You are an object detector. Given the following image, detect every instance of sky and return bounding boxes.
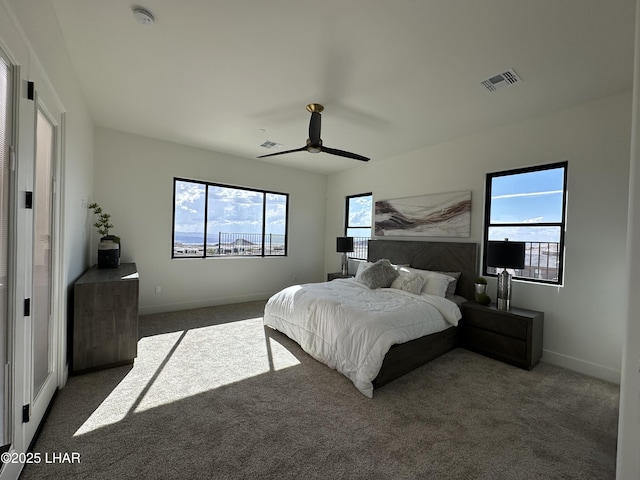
[173,180,287,241]
[490,168,564,223]
[346,195,373,238]
[488,167,565,243]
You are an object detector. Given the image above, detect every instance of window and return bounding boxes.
[172,178,288,258]
[483,162,568,284]
[345,193,372,260]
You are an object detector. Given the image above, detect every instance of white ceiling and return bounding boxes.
[46,0,635,174]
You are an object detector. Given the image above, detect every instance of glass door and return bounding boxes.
[21,99,58,448]
[31,108,54,402]
[9,75,61,460]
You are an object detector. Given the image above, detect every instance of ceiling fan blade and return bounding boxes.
[308,111,321,146]
[321,146,370,162]
[257,146,306,158]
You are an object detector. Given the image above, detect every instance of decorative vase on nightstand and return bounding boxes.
[474,277,487,299]
[474,277,491,304]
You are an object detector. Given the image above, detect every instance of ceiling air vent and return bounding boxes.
[481,69,521,92]
[260,140,283,149]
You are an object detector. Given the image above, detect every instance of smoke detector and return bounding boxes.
[481,69,521,92]
[133,7,155,25]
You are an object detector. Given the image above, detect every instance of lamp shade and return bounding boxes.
[487,241,526,269]
[336,236,354,253]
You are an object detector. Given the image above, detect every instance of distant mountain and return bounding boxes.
[174,233,205,244]
[231,238,255,246]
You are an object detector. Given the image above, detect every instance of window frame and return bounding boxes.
[344,192,372,260]
[482,161,568,285]
[172,177,289,259]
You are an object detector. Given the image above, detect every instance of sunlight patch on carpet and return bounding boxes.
[74,330,185,436]
[74,318,299,435]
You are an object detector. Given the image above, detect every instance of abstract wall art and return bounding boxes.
[375,191,471,237]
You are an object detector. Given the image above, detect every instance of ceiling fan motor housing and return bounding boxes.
[306,103,324,113]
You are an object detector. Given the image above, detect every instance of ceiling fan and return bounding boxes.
[257,103,370,162]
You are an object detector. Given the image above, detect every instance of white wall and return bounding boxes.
[325,92,631,383]
[94,128,327,314]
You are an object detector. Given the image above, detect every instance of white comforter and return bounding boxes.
[263,278,462,398]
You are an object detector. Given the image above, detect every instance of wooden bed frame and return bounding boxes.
[368,240,478,389]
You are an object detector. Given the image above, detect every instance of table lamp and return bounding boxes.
[336,237,354,275]
[487,239,526,310]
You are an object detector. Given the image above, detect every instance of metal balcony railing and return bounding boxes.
[487,241,561,282]
[175,235,559,281]
[173,232,286,257]
[347,237,370,261]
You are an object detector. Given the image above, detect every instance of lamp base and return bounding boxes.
[496,269,512,310]
[341,252,349,276]
[497,297,510,310]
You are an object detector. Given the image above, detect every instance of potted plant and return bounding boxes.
[474,277,491,304]
[88,203,120,268]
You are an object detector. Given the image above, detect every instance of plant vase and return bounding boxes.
[474,283,491,305]
[98,235,120,269]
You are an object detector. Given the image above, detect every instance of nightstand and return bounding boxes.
[327,272,355,281]
[460,302,543,370]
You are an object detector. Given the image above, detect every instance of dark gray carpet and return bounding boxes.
[21,300,619,479]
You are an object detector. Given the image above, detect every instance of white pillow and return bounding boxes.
[399,267,455,297]
[391,263,410,270]
[355,261,373,279]
[423,272,455,297]
[390,270,425,295]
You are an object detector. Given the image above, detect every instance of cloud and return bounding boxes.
[176,181,288,236]
[175,182,205,213]
[492,190,563,200]
[209,186,262,204]
[488,225,561,243]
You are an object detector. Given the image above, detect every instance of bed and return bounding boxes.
[263,240,478,397]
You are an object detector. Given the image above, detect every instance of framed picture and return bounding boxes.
[375,190,471,237]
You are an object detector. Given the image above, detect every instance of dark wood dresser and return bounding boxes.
[460,302,544,370]
[72,263,139,374]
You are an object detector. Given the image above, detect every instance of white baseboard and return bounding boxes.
[138,292,274,316]
[542,349,621,384]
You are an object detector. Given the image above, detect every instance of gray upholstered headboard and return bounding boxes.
[367,240,478,300]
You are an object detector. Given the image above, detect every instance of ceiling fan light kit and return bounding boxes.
[257,103,369,162]
[306,143,322,153]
